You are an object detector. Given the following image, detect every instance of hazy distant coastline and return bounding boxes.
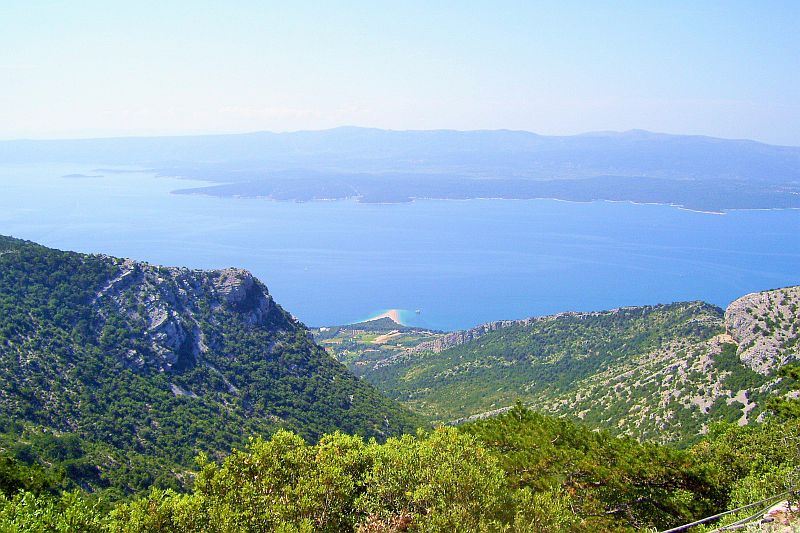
[170,175,800,213]
[4,127,800,212]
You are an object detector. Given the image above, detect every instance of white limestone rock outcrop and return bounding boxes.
[92,259,289,372]
[725,286,800,375]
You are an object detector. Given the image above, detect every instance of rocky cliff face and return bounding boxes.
[725,286,800,375]
[93,259,290,372]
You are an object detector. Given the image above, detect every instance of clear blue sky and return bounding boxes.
[2,1,798,144]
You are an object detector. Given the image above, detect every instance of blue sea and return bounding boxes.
[1,164,798,331]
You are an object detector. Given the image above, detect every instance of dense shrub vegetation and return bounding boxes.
[0,402,797,531]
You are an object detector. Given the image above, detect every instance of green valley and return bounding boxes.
[318,291,800,445]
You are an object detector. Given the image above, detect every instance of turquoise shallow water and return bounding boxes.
[1,164,799,331]
[356,309,421,326]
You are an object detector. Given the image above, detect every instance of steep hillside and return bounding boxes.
[345,292,800,443]
[535,287,800,443]
[0,236,419,493]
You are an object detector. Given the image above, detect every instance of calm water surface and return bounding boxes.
[1,164,798,330]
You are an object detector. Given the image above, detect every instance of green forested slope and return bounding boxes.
[349,295,799,443]
[0,235,419,494]
[362,303,723,420]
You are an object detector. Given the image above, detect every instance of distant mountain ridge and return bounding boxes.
[4,126,799,166]
[2,127,799,211]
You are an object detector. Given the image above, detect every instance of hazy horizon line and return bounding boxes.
[2,125,796,148]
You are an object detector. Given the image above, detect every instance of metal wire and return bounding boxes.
[712,500,783,531]
[658,488,795,533]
